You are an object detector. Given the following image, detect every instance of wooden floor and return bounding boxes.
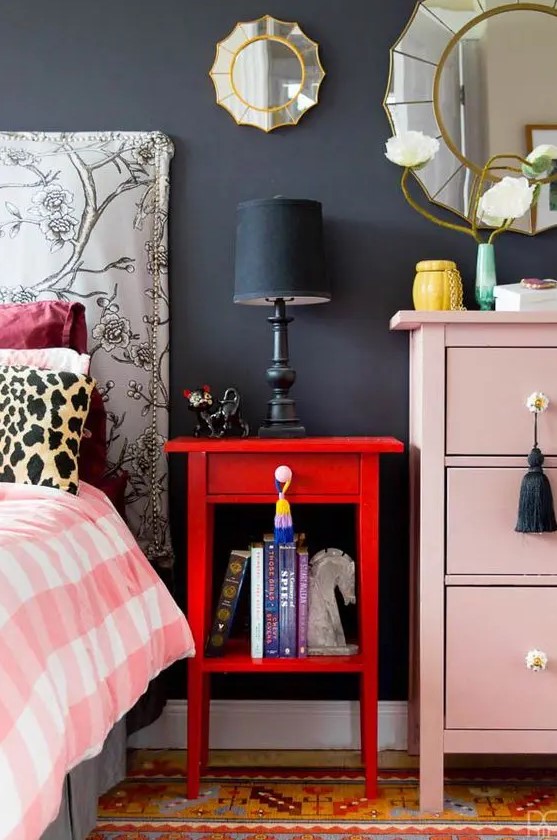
[204,749,557,769]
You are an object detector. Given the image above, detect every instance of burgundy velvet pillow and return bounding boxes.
[79,387,108,486]
[0,301,88,352]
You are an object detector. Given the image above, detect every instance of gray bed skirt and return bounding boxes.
[41,718,127,840]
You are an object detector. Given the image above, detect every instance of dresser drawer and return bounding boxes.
[207,453,360,495]
[447,467,557,574]
[446,587,557,729]
[446,347,557,455]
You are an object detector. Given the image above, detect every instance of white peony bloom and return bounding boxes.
[528,144,557,163]
[385,131,440,168]
[477,208,505,228]
[523,144,557,178]
[478,176,535,223]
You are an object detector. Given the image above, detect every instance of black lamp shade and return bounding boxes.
[234,198,330,305]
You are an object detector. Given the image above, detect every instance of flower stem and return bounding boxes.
[400,168,480,242]
[488,217,513,244]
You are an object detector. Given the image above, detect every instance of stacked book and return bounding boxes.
[206,534,309,658]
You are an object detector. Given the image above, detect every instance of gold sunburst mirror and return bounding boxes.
[384,1,557,234]
[210,15,325,133]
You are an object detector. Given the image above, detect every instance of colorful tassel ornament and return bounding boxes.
[515,392,557,534]
[274,465,294,544]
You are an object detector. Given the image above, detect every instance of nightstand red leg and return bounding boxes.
[200,503,214,771]
[359,673,367,766]
[354,505,367,768]
[186,452,211,799]
[200,674,211,768]
[187,659,203,799]
[358,454,379,800]
[360,667,378,799]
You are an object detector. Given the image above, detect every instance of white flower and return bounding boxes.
[477,208,505,228]
[385,131,440,168]
[30,184,74,217]
[526,649,548,671]
[478,176,535,223]
[523,144,557,178]
[528,144,557,163]
[526,392,549,414]
[39,212,77,243]
[92,313,133,352]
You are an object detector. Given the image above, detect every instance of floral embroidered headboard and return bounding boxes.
[0,131,173,569]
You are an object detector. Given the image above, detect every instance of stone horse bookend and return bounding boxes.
[307,547,358,655]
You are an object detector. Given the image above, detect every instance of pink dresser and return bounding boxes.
[391,311,557,812]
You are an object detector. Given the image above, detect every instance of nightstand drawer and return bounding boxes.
[207,453,360,495]
[447,467,557,574]
[446,587,557,730]
[446,347,557,455]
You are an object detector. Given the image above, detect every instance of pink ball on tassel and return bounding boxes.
[274,465,292,485]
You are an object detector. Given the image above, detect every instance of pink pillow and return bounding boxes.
[0,347,90,374]
[0,301,87,352]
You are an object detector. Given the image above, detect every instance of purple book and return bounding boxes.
[263,534,279,657]
[278,541,297,657]
[297,543,309,658]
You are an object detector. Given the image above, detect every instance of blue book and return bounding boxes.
[263,534,279,657]
[278,541,297,657]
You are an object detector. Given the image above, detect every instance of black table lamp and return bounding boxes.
[234,197,331,438]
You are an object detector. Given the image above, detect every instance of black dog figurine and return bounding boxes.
[183,384,249,438]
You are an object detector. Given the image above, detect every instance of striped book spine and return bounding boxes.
[250,541,264,658]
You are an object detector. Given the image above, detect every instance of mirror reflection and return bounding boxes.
[437,9,557,173]
[384,1,557,234]
[232,40,303,111]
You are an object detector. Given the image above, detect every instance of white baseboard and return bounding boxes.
[128,700,408,751]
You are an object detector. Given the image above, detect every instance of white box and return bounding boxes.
[494,283,557,311]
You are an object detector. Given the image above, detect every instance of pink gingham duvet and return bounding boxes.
[0,481,194,840]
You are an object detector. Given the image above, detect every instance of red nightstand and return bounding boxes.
[165,436,404,799]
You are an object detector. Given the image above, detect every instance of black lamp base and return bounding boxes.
[258,297,306,439]
[258,392,306,438]
[259,421,306,439]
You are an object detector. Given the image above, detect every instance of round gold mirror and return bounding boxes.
[384,1,557,234]
[210,16,325,133]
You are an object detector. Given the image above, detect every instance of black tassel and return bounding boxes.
[515,446,557,533]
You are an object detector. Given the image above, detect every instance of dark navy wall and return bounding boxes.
[1,0,552,700]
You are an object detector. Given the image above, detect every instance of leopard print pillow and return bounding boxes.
[0,364,95,495]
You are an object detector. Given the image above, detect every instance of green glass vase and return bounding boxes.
[475,242,497,310]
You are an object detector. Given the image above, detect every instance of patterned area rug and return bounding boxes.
[89,750,557,840]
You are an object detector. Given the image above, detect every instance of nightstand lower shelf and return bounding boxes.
[203,640,365,672]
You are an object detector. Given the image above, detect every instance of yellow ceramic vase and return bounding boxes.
[413,259,461,311]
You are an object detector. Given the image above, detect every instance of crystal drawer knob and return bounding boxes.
[526,649,548,671]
